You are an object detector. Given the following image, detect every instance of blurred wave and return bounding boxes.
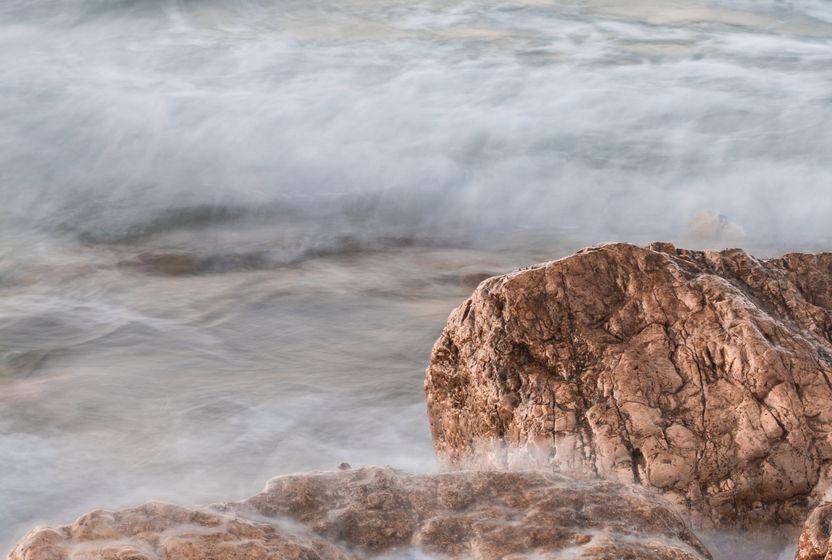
[1,0,831,255]
[0,0,830,556]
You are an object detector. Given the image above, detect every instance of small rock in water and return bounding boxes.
[686,210,746,247]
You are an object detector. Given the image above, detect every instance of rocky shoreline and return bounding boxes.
[7,467,711,560]
[10,243,832,560]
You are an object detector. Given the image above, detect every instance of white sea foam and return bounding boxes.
[1,0,830,251]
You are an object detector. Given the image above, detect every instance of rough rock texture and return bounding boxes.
[425,242,832,528]
[8,467,711,560]
[795,502,832,560]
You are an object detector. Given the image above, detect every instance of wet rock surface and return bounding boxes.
[795,502,832,560]
[7,467,710,560]
[425,242,832,528]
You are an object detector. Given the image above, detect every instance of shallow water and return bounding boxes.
[0,232,576,550]
[1,0,831,556]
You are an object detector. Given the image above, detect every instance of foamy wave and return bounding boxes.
[1,0,831,253]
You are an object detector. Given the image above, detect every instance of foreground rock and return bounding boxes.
[795,502,832,560]
[425,242,832,528]
[8,467,711,560]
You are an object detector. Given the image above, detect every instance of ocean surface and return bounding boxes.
[1,0,831,556]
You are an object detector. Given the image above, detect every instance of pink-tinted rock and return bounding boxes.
[795,502,832,560]
[425,242,832,527]
[7,467,710,560]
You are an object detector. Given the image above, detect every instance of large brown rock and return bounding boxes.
[795,502,832,560]
[7,467,710,560]
[425,242,832,528]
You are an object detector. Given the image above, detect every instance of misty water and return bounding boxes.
[1,0,831,556]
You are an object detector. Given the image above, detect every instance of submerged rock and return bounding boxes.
[118,249,270,276]
[8,467,710,560]
[134,250,199,276]
[425,242,832,528]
